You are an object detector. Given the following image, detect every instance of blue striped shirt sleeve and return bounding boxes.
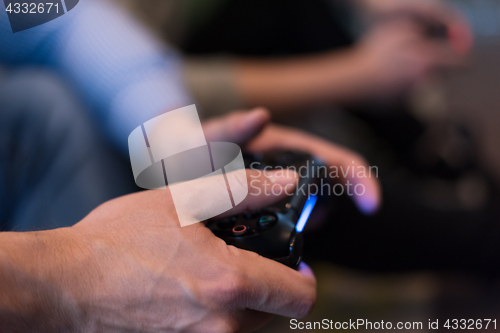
[0,0,192,151]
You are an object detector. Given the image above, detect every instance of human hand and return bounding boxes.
[45,108,322,333]
[360,0,473,55]
[351,14,468,100]
[203,108,382,215]
[44,166,313,332]
[347,0,474,100]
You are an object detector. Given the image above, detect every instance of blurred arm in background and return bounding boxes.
[0,0,192,152]
[169,0,472,115]
[232,0,471,113]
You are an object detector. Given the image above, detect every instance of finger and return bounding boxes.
[215,169,299,219]
[246,125,382,215]
[372,0,456,26]
[373,1,473,55]
[448,13,473,55]
[229,249,317,318]
[375,17,465,65]
[203,108,271,144]
[407,36,465,72]
[298,262,315,279]
[316,145,382,215]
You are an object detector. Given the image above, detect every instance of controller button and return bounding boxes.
[232,225,248,236]
[217,217,236,230]
[258,215,277,230]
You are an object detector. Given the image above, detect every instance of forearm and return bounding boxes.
[0,230,84,332]
[0,0,192,151]
[234,49,373,112]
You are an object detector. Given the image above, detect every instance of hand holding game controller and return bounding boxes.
[203,110,382,269]
[208,150,325,269]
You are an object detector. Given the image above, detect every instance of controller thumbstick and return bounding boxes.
[232,225,248,237]
[258,215,277,230]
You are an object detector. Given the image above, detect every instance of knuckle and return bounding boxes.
[241,249,260,263]
[212,271,248,305]
[211,235,230,250]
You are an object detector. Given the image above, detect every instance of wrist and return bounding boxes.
[39,228,92,330]
[321,48,379,102]
[0,228,91,332]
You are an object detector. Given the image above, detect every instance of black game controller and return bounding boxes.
[207,150,325,269]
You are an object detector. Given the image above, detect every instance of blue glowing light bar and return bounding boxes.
[295,195,318,233]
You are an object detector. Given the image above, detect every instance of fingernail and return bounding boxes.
[298,262,315,278]
[354,193,380,215]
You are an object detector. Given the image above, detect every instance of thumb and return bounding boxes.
[215,169,299,219]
